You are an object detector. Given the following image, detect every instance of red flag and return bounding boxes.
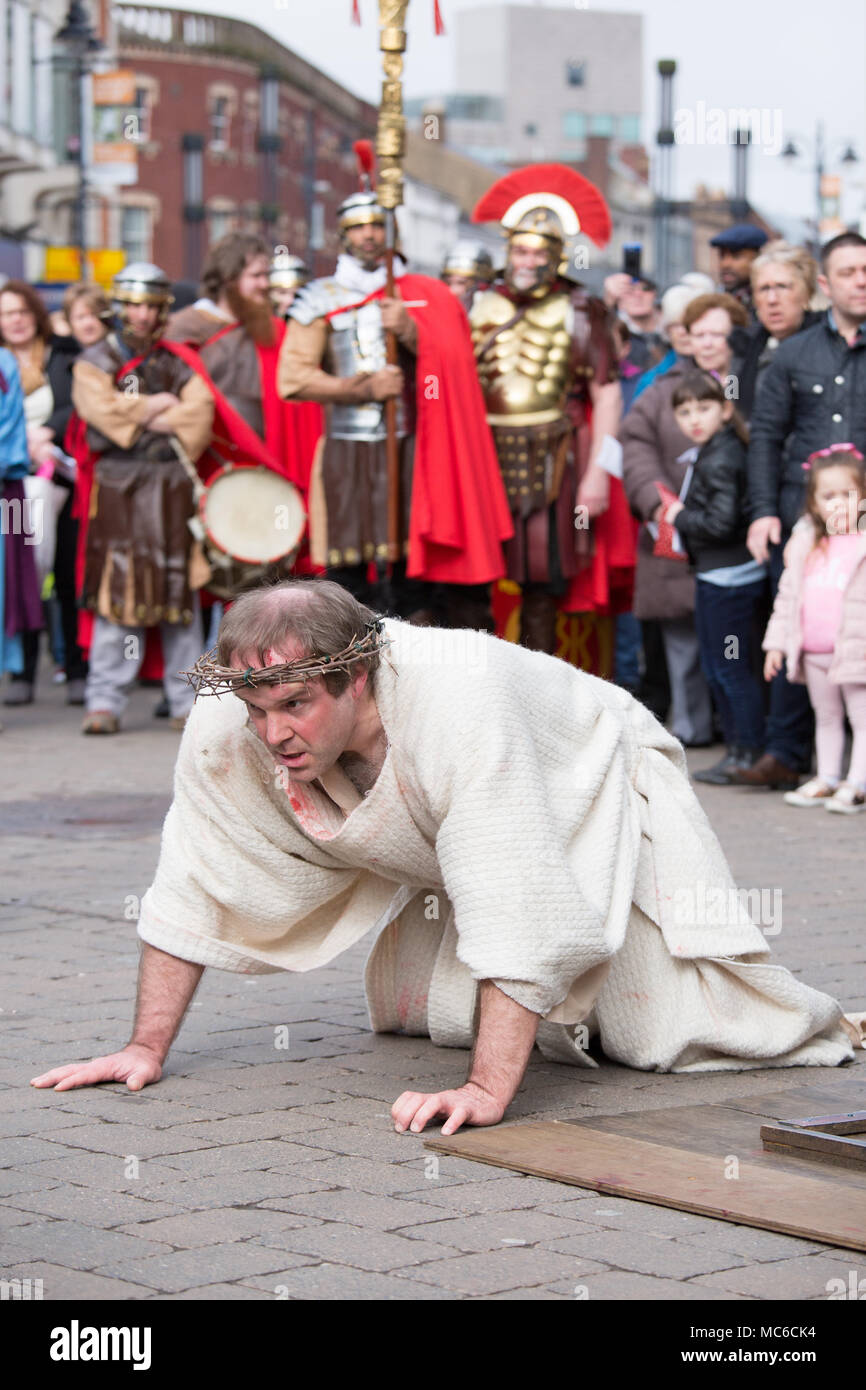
[351,0,360,23]
[652,481,688,562]
[433,0,446,35]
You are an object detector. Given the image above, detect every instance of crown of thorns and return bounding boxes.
[183,619,389,697]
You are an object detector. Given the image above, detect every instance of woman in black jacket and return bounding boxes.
[0,281,87,705]
[662,371,768,784]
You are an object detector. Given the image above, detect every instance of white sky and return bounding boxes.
[167,0,866,226]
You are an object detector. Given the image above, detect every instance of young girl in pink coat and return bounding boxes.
[764,443,866,813]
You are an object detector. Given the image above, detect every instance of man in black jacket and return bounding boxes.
[736,231,866,788]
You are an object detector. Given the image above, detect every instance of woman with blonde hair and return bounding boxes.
[63,282,112,349]
[737,242,821,419]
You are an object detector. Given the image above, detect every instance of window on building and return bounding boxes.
[0,0,9,128]
[589,114,614,138]
[208,206,237,242]
[10,1,31,136]
[241,92,258,157]
[121,205,151,262]
[260,76,278,138]
[619,115,642,143]
[210,96,230,150]
[182,140,203,204]
[565,61,586,87]
[448,94,502,122]
[133,86,152,143]
[562,112,587,141]
[524,123,537,137]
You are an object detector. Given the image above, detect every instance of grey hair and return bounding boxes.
[750,240,817,300]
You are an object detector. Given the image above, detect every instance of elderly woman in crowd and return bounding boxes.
[735,242,821,420]
[0,281,108,707]
[621,292,749,747]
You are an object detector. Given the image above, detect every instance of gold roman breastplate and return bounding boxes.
[470,289,571,424]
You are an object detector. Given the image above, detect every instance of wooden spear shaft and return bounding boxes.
[384,207,400,562]
[377,0,409,565]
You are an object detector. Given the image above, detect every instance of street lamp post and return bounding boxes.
[654,60,677,288]
[55,0,102,269]
[782,121,858,248]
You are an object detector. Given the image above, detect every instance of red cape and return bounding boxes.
[195,319,322,496]
[402,275,513,584]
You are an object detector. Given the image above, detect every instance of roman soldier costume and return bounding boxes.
[470,165,636,655]
[165,268,322,568]
[71,263,215,732]
[441,239,495,312]
[269,253,310,319]
[278,162,511,624]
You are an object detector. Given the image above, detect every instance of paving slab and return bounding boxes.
[3,677,865,1301]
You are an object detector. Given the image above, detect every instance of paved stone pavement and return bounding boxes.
[1,676,864,1302]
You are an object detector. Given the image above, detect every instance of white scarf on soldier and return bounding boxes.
[334,253,406,296]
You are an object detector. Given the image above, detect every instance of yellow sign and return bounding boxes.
[44,247,126,288]
[89,250,126,287]
[44,247,81,282]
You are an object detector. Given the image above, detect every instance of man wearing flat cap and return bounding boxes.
[717,223,767,316]
[710,224,769,318]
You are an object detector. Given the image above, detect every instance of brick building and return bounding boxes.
[113,4,377,279]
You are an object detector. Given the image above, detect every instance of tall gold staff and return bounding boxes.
[377,0,410,562]
[354,1,446,559]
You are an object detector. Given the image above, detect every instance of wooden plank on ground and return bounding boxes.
[425,1079,866,1250]
[560,1103,866,1190]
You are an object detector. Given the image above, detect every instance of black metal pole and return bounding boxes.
[77,47,87,266]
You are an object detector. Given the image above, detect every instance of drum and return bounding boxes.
[195,465,306,600]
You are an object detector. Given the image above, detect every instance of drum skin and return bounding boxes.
[199,465,306,598]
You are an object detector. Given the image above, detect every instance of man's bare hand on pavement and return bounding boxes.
[391,1081,506,1136]
[31,1044,162,1093]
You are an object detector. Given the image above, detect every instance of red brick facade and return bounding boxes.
[115,8,377,281]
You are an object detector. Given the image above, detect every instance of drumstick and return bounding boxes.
[400,300,428,308]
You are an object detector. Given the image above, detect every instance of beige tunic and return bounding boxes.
[137,620,856,1072]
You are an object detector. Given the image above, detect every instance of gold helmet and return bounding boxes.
[472,165,612,294]
[112,262,173,342]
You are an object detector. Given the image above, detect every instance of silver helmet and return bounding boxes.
[112,262,173,306]
[269,253,310,291]
[337,190,385,236]
[441,240,495,284]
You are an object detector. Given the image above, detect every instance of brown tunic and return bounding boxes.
[164,304,229,348]
[72,336,213,627]
[166,308,265,438]
[200,328,264,439]
[278,318,415,566]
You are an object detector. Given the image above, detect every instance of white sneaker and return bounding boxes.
[784,777,837,808]
[825,782,866,815]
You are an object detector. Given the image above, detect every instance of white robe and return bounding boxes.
[138,621,855,1072]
